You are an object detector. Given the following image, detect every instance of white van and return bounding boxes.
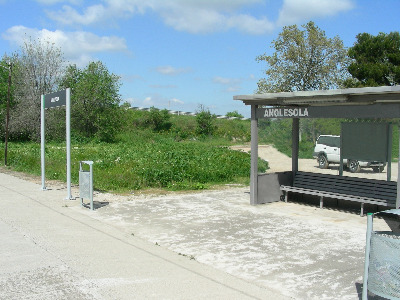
[312,135,386,173]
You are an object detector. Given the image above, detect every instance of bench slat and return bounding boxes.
[293,171,397,201]
[280,172,398,214]
[280,185,396,207]
[293,179,395,200]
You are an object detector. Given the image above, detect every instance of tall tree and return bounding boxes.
[59,61,122,142]
[9,38,65,141]
[256,21,350,93]
[256,22,349,147]
[346,32,400,87]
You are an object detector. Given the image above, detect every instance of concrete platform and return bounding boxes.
[0,172,390,299]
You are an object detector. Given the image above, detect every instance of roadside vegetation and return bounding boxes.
[0,109,268,192]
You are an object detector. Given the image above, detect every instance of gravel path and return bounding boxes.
[231,145,399,181]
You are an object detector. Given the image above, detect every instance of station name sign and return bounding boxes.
[262,107,309,118]
[256,106,310,119]
[256,104,400,119]
[44,89,67,109]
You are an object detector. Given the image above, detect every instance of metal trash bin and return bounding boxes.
[79,161,94,210]
[363,209,400,299]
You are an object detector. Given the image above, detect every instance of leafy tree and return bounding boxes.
[256,21,350,93]
[196,105,216,136]
[256,22,350,148]
[145,107,172,132]
[59,61,122,142]
[226,110,244,118]
[346,32,400,87]
[8,39,65,141]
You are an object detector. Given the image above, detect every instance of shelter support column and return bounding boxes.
[292,118,299,175]
[250,104,258,205]
[397,125,400,208]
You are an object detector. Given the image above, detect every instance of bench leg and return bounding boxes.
[320,196,323,209]
[360,203,364,217]
[284,191,288,203]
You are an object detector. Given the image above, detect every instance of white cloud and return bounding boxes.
[144,96,153,104]
[3,26,128,66]
[150,1,274,35]
[46,0,146,26]
[43,0,353,36]
[155,65,191,76]
[45,0,273,35]
[227,14,274,35]
[48,4,107,26]
[277,0,354,26]
[171,98,184,104]
[213,76,242,92]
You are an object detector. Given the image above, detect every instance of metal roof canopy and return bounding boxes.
[233,85,400,207]
[234,86,400,106]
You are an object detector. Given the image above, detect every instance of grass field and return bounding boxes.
[0,134,268,193]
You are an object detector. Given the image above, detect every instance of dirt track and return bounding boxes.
[231,144,399,181]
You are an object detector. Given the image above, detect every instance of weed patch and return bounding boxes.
[0,137,268,193]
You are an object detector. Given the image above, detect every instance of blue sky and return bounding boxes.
[1,0,399,117]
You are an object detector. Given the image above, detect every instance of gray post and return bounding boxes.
[387,124,392,182]
[292,118,299,175]
[4,62,11,166]
[339,134,343,176]
[250,104,258,205]
[362,213,373,300]
[66,88,72,199]
[40,95,46,191]
[90,162,93,210]
[397,125,400,208]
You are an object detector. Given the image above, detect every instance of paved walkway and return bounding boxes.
[0,172,390,299]
[0,173,283,299]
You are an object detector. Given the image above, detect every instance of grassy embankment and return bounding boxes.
[0,110,268,193]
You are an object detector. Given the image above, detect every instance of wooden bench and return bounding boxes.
[280,171,397,216]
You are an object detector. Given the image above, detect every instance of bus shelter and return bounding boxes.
[234,86,400,208]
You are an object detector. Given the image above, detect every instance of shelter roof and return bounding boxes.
[234,85,400,106]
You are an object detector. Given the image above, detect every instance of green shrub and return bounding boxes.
[196,106,216,136]
[145,107,172,132]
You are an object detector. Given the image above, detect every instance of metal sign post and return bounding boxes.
[66,88,72,199]
[40,88,72,199]
[41,94,46,190]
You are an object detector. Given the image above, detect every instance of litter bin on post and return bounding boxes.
[362,209,400,299]
[79,161,93,210]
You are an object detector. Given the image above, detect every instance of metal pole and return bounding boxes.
[387,123,392,182]
[66,88,72,199]
[4,62,11,166]
[397,125,400,208]
[292,118,299,176]
[339,133,344,176]
[79,161,83,207]
[250,104,258,205]
[362,213,373,300]
[40,94,46,190]
[90,163,93,210]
